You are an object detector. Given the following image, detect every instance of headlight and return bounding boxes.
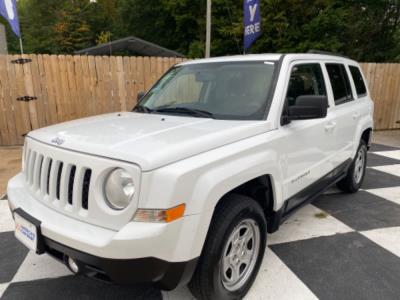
[104,168,135,210]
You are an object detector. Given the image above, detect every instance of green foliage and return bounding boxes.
[1,0,399,61]
[250,0,349,54]
[96,31,111,45]
[53,1,93,53]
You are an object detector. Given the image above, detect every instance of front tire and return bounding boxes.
[337,140,368,193]
[189,194,267,300]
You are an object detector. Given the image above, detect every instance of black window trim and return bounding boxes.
[348,64,368,98]
[280,61,328,126]
[325,63,354,106]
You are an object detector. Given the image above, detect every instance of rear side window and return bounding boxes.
[326,64,353,105]
[349,66,367,97]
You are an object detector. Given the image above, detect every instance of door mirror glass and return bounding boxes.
[288,95,328,120]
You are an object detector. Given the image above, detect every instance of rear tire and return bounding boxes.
[188,194,267,300]
[337,140,367,193]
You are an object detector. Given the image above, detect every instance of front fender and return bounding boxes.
[138,134,284,259]
[139,133,284,215]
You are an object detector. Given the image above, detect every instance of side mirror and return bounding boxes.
[137,91,145,101]
[288,95,328,120]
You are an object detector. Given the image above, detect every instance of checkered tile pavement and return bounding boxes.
[1,144,400,300]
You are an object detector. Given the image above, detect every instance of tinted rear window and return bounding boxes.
[326,64,353,104]
[349,66,367,96]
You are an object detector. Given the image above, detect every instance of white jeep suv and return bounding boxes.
[8,52,373,299]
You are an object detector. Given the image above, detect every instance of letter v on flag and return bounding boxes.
[0,0,20,37]
[243,0,261,50]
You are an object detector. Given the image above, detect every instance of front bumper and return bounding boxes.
[44,237,198,290]
[7,174,204,289]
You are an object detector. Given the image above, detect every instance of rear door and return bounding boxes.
[324,63,359,167]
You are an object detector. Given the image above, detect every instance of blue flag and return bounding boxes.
[0,0,20,37]
[243,0,261,50]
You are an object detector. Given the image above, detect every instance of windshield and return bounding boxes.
[136,61,276,120]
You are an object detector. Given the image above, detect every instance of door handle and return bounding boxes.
[353,112,361,120]
[325,121,336,132]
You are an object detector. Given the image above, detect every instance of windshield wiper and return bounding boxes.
[153,107,215,119]
[133,105,153,113]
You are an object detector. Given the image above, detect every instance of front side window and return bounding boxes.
[326,63,353,104]
[349,66,367,97]
[286,63,327,107]
[136,62,277,120]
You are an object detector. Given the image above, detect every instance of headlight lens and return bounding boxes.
[104,168,135,210]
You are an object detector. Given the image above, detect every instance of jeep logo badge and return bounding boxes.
[51,137,64,145]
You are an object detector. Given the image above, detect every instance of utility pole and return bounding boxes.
[205,0,211,58]
[0,24,7,54]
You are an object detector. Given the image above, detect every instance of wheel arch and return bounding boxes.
[353,115,373,157]
[361,127,373,149]
[209,174,282,234]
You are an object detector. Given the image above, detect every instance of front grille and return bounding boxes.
[24,150,92,211]
[22,138,141,231]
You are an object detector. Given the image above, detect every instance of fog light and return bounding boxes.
[67,257,80,274]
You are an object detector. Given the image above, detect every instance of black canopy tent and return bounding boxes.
[75,36,185,58]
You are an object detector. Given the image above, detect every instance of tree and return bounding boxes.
[17,0,62,53]
[2,0,399,61]
[342,0,400,62]
[116,0,180,51]
[87,0,119,44]
[9,0,98,54]
[52,1,93,53]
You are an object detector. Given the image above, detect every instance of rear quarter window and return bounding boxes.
[349,66,367,97]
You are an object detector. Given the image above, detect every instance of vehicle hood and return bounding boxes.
[28,112,273,171]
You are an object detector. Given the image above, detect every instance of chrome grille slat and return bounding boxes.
[25,149,32,181]
[33,154,43,190]
[72,168,84,211]
[40,158,50,195]
[24,149,30,178]
[50,161,62,200]
[29,152,37,186]
[58,164,70,206]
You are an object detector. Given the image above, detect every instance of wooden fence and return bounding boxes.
[0,54,185,146]
[360,63,400,131]
[0,55,399,146]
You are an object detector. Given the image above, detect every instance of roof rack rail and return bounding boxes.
[307,49,348,58]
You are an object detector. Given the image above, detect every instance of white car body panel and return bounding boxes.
[29,113,274,172]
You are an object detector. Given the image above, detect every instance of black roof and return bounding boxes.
[75,36,185,58]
